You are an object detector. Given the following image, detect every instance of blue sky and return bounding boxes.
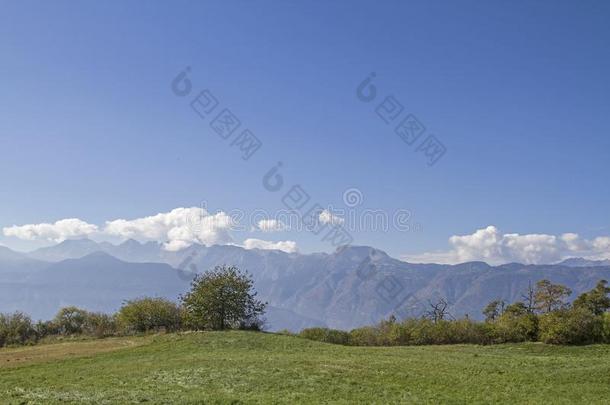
[1,0,610,263]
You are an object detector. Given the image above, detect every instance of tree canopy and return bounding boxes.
[534,279,572,313]
[573,280,610,315]
[181,265,266,331]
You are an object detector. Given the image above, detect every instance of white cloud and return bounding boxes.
[256,219,287,232]
[3,218,98,242]
[242,238,298,253]
[5,207,290,252]
[163,239,193,252]
[4,208,302,253]
[319,209,344,225]
[402,225,610,265]
[593,236,610,251]
[104,207,234,251]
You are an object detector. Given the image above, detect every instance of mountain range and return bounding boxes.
[1,239,609,331]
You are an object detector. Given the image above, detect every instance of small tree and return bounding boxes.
[483,300,505,322]
[53,306,90,335]
[521,281,536,313]
[534,280,572,313]
[0,312,37,347]
[423,298,452,323]
[573,280,610,315]
[181,265,266,330]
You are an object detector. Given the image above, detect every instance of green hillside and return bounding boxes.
[1,332,609,404]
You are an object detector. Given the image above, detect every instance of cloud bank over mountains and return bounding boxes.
[2,207,297,254]
[4,210,610,264]
[403,225,610,265]
[3,218,99,243]
[103,207,235,251]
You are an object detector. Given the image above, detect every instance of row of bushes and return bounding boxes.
[296,280,610,346]
[2,275,609,347]
[0,297,182,348]
[296,310,610,346]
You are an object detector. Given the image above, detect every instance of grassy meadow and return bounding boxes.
[1,331,609,404]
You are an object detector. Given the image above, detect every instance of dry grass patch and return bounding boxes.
[0,336,151,368]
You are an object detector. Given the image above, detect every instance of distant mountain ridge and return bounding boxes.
[1,240,609,330]
[28,238,166,263]
[559,257,610,267]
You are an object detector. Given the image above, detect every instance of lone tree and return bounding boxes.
[534,279,572,313]
[181,265,266,331]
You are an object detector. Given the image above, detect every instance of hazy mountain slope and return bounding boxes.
[4,241,610,330]
[0,246,29,262]
[0,246,48,282]
[28,239,165,263]
[447,264,610,317]
[0,252,192,320]
[170,244,610,329]
[28,239,111,262]
[559,257,610,267]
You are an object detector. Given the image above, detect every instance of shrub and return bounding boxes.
[403,319,455,345]
[405,319,491,345]
[401,318,435,345]
[34,320,59,339]
[49,307,117,338]
[348,326,381,346]
[602,312,610,344]
[412,319,445,344]
[444,318,494,345]
[347,318,493,346]
[83,312,117,338]
[117,297,182,334]
[299,327,350,345]
[493,312,538,343]
[0,312,37,347]
[375,317,410,345]
[53,306,90,335]
[539,308,604,345]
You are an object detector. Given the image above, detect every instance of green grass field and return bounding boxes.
[1,332,609,404]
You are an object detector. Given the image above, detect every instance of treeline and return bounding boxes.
[294,279,610,346]
[0,298,182,347]
[0,265,265,348]
[2,275,609,348]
